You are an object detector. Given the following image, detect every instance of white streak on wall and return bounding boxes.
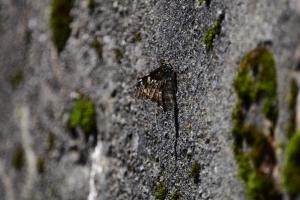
[88,142,107,200]
[16,105,37,199]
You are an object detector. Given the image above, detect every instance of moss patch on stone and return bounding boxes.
[114,48,123,64]
[68,95,97,137]
[47,132,55,151]
[87,0,96,14]
[202,14,224,49]
[133,32,142,43]
[49,0,74,53]
[189,161,201,183]
[245,172,275,200]
[198,0,211,7]
[9,69,23,89]
[286,79,298,138]
[154,181,167,200]
[90,37,103,60]
[282,132,300,195]
[170,190,181,200]
[231,47,281,199]
[233,47,278,124]
[36,156,45,174]
[12,145,25,171]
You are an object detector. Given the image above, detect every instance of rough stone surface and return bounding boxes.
[1,0,300,199]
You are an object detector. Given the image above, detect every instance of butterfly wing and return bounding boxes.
[135,63,177,111]
[136,73,165,108]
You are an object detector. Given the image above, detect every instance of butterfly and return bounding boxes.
[135,61,177,111]
[136,61,180,161]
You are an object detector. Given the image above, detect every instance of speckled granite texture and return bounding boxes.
[1,0,300,199]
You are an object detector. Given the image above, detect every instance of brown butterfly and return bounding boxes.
[136,61,180,161]
[135,61,177,111]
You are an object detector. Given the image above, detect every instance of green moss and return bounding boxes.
[49,0,74,53]
[198,0,211,7]
[149,154,158,162]
[245,126,275,168]
[286,79,298,138]
[234,150,252,182]
[286,123,295,141]
[12,145,25,171]
[133,32,142,43]
[25,29,32,45]
[233,47,278,124]
[231,47,280,199]
[202,15,223,49]
[68,96,97,137]
[189,161,201,183]
[114,48,123,64]
[87,0,96,14]
[283,132,300,195]
[36,156,45,174]
[90,37,103,59]
[232,121,280,200]
[47,132,55,150]
[233,124,276,172]
[154,181,167,200]
[255,50,277,124]
[246,172,276,200]
[198,0,204,5]
[9,69,23,89]
[170,190,181,200]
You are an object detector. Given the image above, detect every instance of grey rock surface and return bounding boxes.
[1,0,300,199]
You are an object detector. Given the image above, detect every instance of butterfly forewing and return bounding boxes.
[135,62,177,111]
